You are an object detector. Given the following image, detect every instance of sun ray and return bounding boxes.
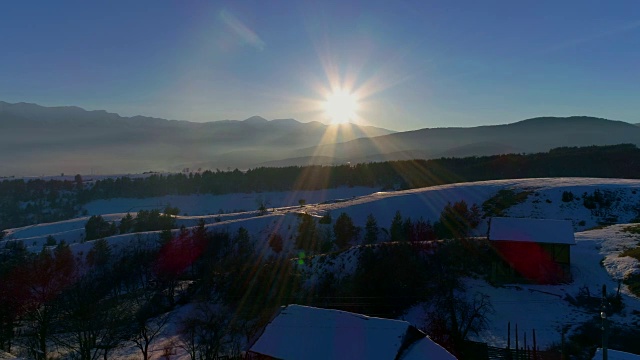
[324,90,359,124]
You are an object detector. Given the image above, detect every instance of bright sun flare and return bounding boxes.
[324,91,358,124]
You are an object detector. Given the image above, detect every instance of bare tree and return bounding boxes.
[178,303,230,360]
[424,291,493,353]
[21,245,76,360]
[131,312,170,360]
[54,275,127,360]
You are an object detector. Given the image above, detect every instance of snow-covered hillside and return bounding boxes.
[401,224,640,348]
[3,177,640,357]
[5,177,640,253]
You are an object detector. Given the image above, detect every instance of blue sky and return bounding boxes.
[1,1,639,131]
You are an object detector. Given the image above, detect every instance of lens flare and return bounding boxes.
[324,90,359,124]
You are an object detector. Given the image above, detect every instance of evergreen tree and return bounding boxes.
[333,212,357,249]
[413,217,436,241]
[436,201,481,239]
[402,217,413,242]
[319,211,332,224]
[295,213,319,252]
[119,213,134,234]
[86,238,112,268]
[364,213,378,244]
[45,235,57,247]
[85,215,117,241]
[390,211,404,242]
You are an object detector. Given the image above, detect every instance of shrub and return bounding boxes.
[562,191,575,202]
[482,189,532,217]
[268,233,284,253]
[624,274,640,297]
[582,189,615,211]
[622,224,640,234]
[619,246,640,262]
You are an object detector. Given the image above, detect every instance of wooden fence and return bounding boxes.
[486,345,562,360]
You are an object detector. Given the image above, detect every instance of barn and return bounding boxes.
[488,217,575,284]
[247,304,456,360]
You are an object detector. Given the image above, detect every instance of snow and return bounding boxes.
[300,245,366,286]
[400,336,457,360]
[594,348,640,360]
[402,223,640,349]
[4,177,640,356]
[82,187,380,216]
[489,217,576,245]
[578,225,640,280]
[6,177,640,254]
[297,178,640,237]
[250,304,454,360]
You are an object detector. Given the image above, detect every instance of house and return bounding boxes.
[247,304,456,360]
[488,217,575,284]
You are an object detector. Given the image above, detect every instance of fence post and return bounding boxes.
[507,322,512,360]
[515,324,519,360]
[533,329,537,360]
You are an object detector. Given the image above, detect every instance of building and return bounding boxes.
[488,217,575,284]
[247,304,456,360]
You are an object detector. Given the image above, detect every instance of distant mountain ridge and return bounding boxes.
[2,101,638,176]
[293,116,640,163]
[0,101,394,176]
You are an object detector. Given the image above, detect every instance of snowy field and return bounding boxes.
[3,177,640,357]
[401,224,640,348]
[81,186,380,216]
[8,177,640,252]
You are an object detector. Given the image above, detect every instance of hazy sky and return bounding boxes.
[2,1,639,131]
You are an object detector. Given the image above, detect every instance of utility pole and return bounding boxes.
[601,284,608,360]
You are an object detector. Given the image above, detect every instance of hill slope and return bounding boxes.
[3,177,640,357]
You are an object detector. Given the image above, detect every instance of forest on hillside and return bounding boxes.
[0,191,533,360]
[2,201,637,359]
[1,143,639,231]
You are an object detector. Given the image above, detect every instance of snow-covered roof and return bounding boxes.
[593,348,640,360]
[249,304,456,360]
[399,336,457,360]
[489,217,575,245]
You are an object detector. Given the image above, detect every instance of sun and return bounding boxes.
[324,90,359,124]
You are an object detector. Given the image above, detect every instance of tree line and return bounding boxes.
[3,143,640,231]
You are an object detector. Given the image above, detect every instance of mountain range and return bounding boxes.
[301,116,640,163]
[0,101,392,176]
[2,100,640,176]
